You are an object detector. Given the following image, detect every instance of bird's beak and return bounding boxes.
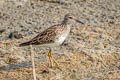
[75,19,84,24]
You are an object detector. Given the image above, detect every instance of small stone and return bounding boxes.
[116,33,120,40]
[0,29,5,34]
[8,31,23,39]
[41,70,49,74]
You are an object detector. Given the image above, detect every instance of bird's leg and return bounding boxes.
[48,48,59,68]
[48,49,54,67]
[52,55,59,67]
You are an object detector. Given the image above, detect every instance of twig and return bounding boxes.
[30,45,37,80]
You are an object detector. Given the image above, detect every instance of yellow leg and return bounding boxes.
[52,56,59,67]
[48,49,59,68]
[48,49,54,67]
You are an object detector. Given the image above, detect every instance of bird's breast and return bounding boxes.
[55,26,70,45]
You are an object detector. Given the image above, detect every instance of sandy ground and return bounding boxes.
[0,0,120,80]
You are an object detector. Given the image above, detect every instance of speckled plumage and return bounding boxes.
[19,24,70,47]
[19,13,83,47]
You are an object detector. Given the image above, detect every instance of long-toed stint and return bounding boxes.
[19,13,84,68]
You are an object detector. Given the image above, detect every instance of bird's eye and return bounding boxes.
[69,17,73,19]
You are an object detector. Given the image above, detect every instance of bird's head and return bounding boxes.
[64,13,84,24]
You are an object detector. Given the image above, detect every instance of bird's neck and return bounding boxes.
[61,19,72,26]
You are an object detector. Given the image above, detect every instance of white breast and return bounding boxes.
[56,35,67,44]
[55,25,70,45]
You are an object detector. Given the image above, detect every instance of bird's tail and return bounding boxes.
[19,41,31,47]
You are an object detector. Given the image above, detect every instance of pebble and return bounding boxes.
[0,29,5,34]
[8,31,23,39]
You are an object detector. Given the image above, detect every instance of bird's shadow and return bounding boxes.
[0,62,32,72]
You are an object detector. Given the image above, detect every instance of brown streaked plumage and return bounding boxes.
[19,24,69,47]
[19,13,83,68]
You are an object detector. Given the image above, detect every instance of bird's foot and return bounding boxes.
[48,49,62,70]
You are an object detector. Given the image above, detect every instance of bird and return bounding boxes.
[19,13,84,68]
